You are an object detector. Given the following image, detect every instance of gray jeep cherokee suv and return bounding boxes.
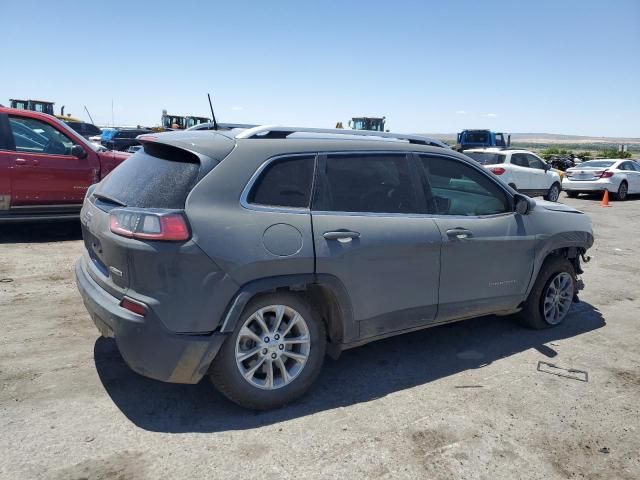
[75,126,594,409]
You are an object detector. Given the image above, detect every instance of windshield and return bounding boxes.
[463,131,490,143]
[465,152,505,165]
[579,160,615,168]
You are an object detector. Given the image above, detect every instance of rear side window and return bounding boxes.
[96,147,200,209]
[248,155,315,208]
[510,154,529,167]
[315,153,418,214]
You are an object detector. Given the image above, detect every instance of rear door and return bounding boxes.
[627,162,640,193]
[0,113,12,211]
[525,153,551,192]
[620,162,640,192]
[7,115,96,207]
[508,153,532,191]
[311,152,442,341]
[417,154,537,321]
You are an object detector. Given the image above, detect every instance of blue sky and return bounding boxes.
[2,0,638,136]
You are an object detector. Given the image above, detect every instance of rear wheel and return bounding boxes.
[544,182,561,202]
[516,256,576,329]
[209,292,326,410]
[613,181,628,201]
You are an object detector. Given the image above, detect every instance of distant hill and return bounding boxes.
[424,132,640,145]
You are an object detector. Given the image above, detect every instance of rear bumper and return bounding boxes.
[75,256,226,384]
[562,179,617,192]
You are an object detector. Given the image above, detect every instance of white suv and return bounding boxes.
[465,149,562,202]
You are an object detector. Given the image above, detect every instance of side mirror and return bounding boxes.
[514,193,533,215]
[71,145,87,159]
[544,163,551,171]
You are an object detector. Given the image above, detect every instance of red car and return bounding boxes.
[0,107,130,222]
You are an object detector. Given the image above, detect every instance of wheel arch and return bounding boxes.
[218,274,355,354]
[526,236,592,299]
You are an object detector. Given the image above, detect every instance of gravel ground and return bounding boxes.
[1,193,639,480]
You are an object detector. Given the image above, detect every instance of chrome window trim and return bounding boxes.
[240,149,515,218]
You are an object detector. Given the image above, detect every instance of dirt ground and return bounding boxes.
[1,193,639,480]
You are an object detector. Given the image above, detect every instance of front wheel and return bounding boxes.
[613,181,628,201]
[544,182,561,202]
[209,292,326,410]
[516,256,576,329]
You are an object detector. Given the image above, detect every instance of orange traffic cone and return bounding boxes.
[601,190,611,207]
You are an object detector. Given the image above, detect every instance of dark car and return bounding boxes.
[64,121,102,139]
[101,128,152,151]
[75,126,593,410]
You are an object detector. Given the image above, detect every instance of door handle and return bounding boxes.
[323,230,361,241]
[446,228,473,239]
[14,158,28,165]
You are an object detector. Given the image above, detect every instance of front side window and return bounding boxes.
[248,155,315,208]
[419,155,510,216]
[9,116,75,155]
[315,153,418,214]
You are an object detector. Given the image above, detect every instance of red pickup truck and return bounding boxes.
[0,107,130,222]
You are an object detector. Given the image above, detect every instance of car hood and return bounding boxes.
[97,150,131,162]
[534,199,583,214]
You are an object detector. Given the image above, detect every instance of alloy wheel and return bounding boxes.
[542,272,574,325]
[235,305,311,390]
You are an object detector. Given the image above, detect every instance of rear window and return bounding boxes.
[580,160,615,168]
[95,147,201,209]
[465,152,505,165]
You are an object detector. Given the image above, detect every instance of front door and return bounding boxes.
[311,152,442,341]
[417,154,537,321]
[7,115,95,207]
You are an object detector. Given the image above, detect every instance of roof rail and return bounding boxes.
[235,125,449,148]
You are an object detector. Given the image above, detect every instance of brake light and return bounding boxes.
[110,209,190,241]
[490,167,505,175]
[600,170,614,178]
[120,296,148,316]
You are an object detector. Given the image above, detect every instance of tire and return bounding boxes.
[209,292,326,410]
[544,182,561,202]
[566,191,579,198]
[613,181,628,201]
[516,256,576,330]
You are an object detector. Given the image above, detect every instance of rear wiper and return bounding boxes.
[93,192,127,207]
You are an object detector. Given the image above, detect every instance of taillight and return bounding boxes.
[120,296,148,316]
[110,208,190,241]
[600,170,614,178]
[490,167,505,175]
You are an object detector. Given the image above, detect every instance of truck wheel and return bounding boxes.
[544,183,561,202]
[516,256,576,329]
[209,292,326,410]
[613,181,628,201]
